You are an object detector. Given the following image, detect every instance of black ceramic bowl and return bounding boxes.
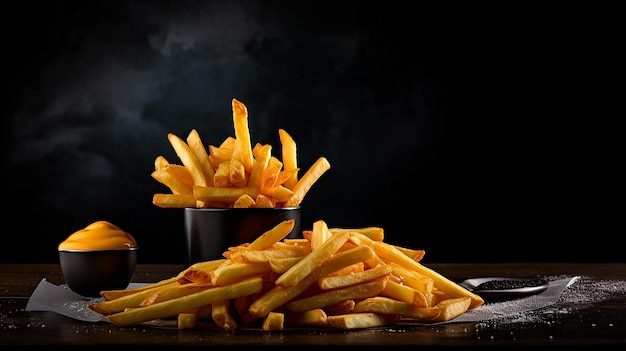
[58,248,139,297]
[184,206,301,266]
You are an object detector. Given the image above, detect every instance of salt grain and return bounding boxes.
[476,275,626,328]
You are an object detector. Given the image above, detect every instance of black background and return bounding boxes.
[3,1,622,264]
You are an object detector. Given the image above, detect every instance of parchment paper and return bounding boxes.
[25,276,580,325]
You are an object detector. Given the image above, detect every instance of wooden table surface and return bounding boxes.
[1,263,625,348]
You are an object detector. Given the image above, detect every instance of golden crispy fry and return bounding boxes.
[251,194,274,208]
[212,161,231,188]
[193,186,259,203]
[388,262,434,296]
[310,219,331,251]
[380,279,428,307]
[353,296,440,320]
[266,185,294,203]
[274,168,298,188]
[212,300,238,330]
[167,133,207,187]
[228,247,308,263]
[262,311,284,331]
[278,128,298,190]
[248,144,272,191]
[107,276,263,327]
[186,129,215,187]
[232,98,254,173]
[100,280,177,301]
[326,312,401,330]
[228,157,247,187]
[90,282,181,315]
[260,156,283,194]
[247,219,296,251]
[393,245,425,262]
[140,283,214,307]
[371,240,484,309]
[329,227,385,242]
[433,297,472,322]
[268,256,303,274]
[209,261,271,286]
[284,157,330,207]
[152,193,196,208]
[233,193,255,208]
[319,264,392,290]
[154,155,169,170]
[177,312,198,329]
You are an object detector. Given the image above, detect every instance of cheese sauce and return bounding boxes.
[58,221,138,251]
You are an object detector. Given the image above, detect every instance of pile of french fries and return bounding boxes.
[90,220,484,330]
[152,98,330,209]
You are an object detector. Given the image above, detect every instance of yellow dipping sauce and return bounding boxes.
[58,221,138,251]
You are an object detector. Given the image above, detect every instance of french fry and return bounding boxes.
[154,155,169,170]
[233,193,256,208]
[90,282,181,315]
[326,313,401,330]
[278,128,298,190]
[193,186,259,204]
[251,194,274,208]
[167,133,207,187]
[227,247,308,263]
[266,185,294,203]
[329,227,385,242]
[186,129,215,187]
[248,144,272,191]
[209,261,271,286]
[213,161,231,188]
[433,297,472,322]
[353,296,440,320]
[319,264,392,290]
[380,279,428,307]
[260,156,283,194]
[310,219,331,251]
[387,262,434,298]
[211,300,238,330]
[107,276,263,327]
[284,157,331,207]
[140,282,214,307]
[152,193,196,208]
[247,219,296,250]
[262,311,284,331]
[177,312,198,329]
[231,98,254,174]
[268,256,303,274]
[228,157,247,187]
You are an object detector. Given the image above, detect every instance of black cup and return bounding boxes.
[183,206,301,266]
[58,248,138,297]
